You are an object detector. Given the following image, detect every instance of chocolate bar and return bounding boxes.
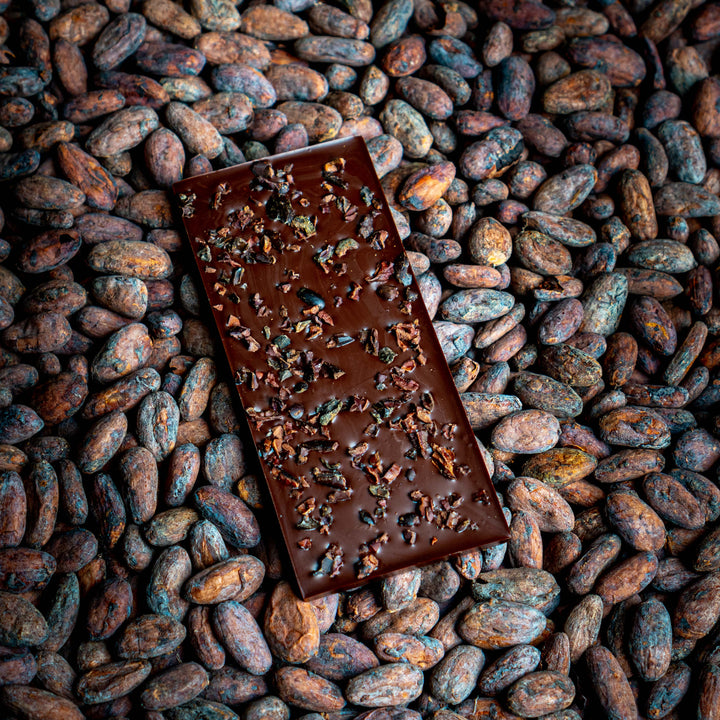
[173,136,508,599]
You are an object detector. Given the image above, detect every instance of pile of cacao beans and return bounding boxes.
[1,0,720,718]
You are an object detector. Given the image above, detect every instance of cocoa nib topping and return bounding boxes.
[315,543,344,577]
[175,137,506,597]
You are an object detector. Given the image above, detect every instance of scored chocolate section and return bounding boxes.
[173,136,508,599]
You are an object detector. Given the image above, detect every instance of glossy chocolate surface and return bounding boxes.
[173,136,508,599]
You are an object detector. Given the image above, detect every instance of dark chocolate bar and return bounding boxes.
[173,136,508,599]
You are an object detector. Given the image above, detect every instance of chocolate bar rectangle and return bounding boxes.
[173,136,508,599]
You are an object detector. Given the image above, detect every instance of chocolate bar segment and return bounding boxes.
[174,136,508,599]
